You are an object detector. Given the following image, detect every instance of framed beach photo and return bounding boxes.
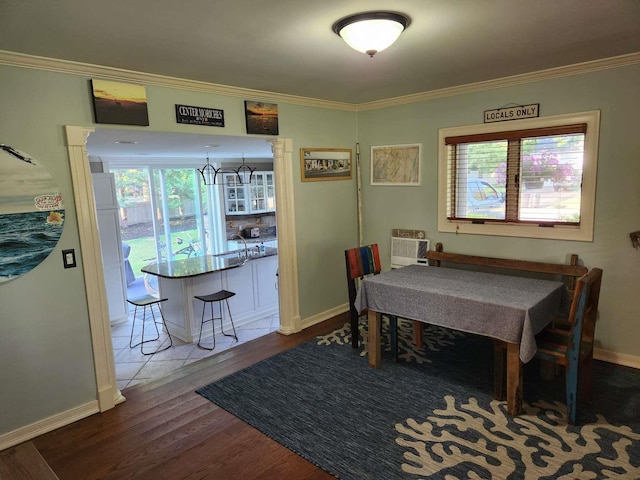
[371,143,421,186]
[300,148,352,182]
[91,79,149,126]
[244,101,279,135]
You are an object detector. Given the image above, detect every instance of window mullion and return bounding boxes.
[448,145,458,217]
[505,140,520,221]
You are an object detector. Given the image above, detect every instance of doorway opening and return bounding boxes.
[87,131,281,390]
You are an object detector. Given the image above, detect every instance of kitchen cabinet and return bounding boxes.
[223,173,248,214]
[249,171,275,213]
[224,171,275,215]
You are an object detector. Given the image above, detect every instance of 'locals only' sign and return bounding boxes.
[484,104,539,123]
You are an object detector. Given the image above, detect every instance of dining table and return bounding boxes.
[354,264,570,415]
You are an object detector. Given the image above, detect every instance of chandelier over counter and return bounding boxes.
[198,154,256,186]
[332,11,410,57]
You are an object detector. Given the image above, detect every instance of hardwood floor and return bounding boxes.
[30,314,347,480]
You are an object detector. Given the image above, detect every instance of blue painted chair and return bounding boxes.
[534,267,603,423]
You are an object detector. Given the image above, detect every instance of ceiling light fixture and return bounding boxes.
[198,153,216,186]
[198,153,256,186]
[332,11,410,57]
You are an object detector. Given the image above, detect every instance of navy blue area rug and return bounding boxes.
[196,320,640,479]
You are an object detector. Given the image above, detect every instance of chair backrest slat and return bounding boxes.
[565,267,602,347]
[345,244,381,280]
[575,267,602,343]
[344,243,382,348]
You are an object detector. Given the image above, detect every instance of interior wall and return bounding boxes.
[3,54,637,445]
[0,63,358,438]
[356,63,640,359]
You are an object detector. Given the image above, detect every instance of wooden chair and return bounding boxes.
[345,244,382,348]
[495,267,603,424]
[345,244,422,352]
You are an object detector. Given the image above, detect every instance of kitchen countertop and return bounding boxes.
[231,235,277,244]
[141,246,277,279]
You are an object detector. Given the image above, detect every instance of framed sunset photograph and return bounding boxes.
[244,101,279,135]
[91,79,150,126]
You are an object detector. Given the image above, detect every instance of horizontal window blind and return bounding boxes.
[446,124,586,225]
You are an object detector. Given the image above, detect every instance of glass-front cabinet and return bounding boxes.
[224,173,248,215]
[264,172,275,211]
[224,171,275,215]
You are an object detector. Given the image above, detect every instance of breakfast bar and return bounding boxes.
[141,247,278,343]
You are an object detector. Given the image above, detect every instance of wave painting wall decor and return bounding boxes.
[0,144,65,283]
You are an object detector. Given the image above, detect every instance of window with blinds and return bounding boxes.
[437,111,600,241]
[445,124,586,225]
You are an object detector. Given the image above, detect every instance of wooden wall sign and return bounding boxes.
[484,104,539,123]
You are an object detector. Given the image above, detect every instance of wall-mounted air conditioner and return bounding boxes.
[390,237,430,269]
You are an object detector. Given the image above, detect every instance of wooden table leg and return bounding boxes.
[506,342,523,415]
[493,340,506,401]
[412,321,423,349]
[368,309,381,368]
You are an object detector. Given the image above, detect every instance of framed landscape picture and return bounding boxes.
[370,143,421,186]
[91,79,149,126]
[300,148,352,182]
[244,101,279,135]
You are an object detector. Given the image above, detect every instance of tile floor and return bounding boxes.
[112,307,280,390]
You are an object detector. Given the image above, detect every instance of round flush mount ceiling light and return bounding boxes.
[332,11,411,57]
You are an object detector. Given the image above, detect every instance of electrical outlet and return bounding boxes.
[62,249,76,268]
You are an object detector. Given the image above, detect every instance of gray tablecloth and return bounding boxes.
[355,265,569,363]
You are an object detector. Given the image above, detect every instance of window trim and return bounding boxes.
[437,110,600,241]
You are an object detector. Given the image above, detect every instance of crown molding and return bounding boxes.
[1,49,639,113]
[0,50,357,112]
[357,52,640,111]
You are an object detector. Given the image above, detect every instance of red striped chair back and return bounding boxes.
[345,244,381,348]
[345,244,381,280]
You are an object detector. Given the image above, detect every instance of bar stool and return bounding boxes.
[194,290,238,350]
[127,295,173,355]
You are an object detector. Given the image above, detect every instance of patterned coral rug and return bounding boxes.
[197,320,640,479]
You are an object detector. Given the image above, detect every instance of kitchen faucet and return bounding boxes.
[229,233,249,259]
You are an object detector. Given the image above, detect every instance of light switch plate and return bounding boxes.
[62,249,76,268]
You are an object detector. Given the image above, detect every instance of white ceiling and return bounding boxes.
[86,130,276,160]
[2,0,639,157]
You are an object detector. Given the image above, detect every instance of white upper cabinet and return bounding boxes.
[223,173,248,215]
[224,171,275,215]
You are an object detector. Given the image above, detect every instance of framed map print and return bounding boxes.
[371,143,421,186]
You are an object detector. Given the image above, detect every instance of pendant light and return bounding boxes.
[199,153,256,186]
[198,154,215,186]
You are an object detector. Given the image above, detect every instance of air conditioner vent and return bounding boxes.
[391,237,430,269]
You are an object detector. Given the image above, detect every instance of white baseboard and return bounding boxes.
[0,401,99,451]
[594,348,640,369]
[300,304,349,331]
